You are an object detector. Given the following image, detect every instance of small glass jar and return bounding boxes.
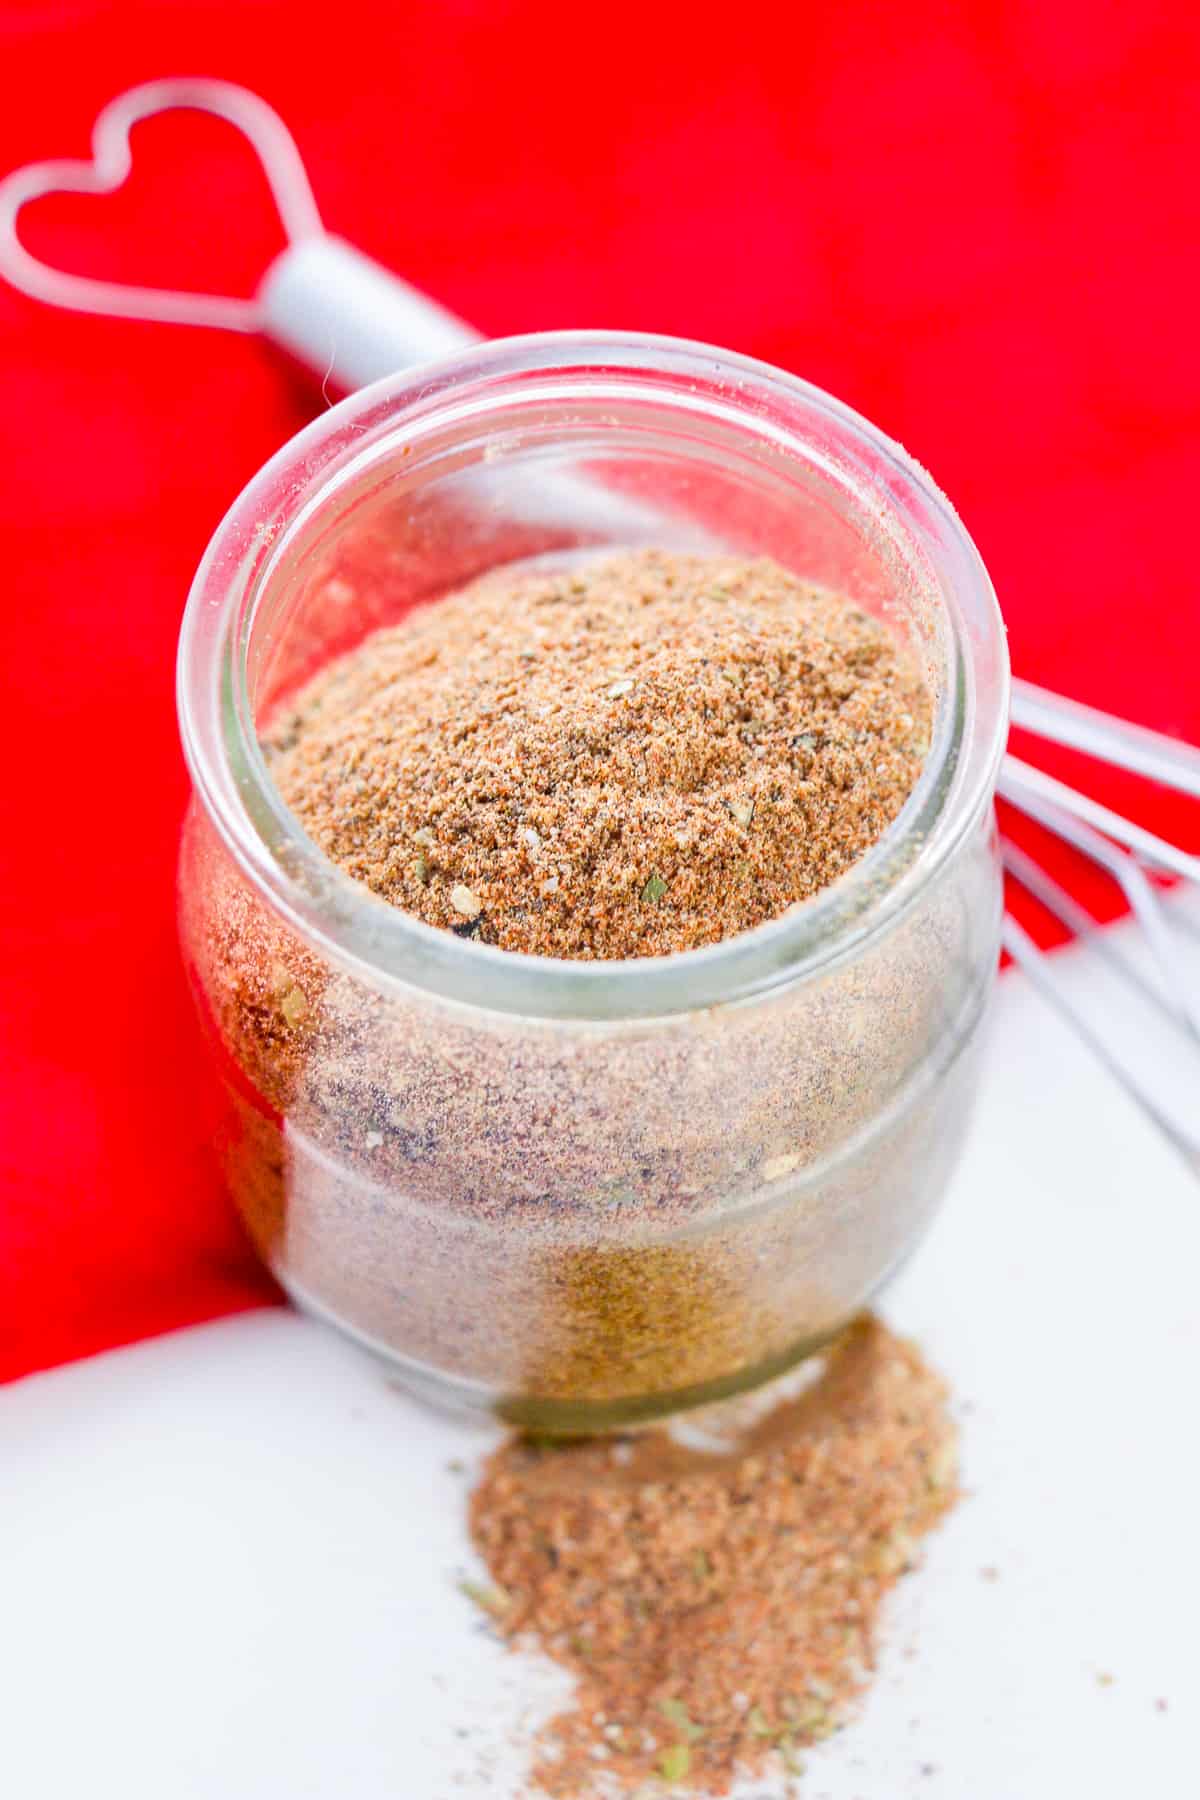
[177,332,1007,1432]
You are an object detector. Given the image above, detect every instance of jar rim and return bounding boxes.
[177,330,1008,1022]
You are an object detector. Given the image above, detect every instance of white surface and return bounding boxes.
[3,916,1200,1800]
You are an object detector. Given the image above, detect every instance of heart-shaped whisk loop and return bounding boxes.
[0,76,323,332]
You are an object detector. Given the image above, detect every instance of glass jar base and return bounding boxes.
[278,1269,853,1437]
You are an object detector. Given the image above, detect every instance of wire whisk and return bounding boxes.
[1000,679,1200,1177]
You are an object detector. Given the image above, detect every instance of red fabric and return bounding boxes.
[3,1,1199,1383]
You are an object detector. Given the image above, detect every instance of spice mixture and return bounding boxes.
[265,550,931,958]
[178,543,991,1421]
[467,1313,958,1795]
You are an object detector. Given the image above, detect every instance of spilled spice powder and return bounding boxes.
[266,549,931,958]
[467,1314,958,1795]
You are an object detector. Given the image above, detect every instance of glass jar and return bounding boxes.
[177,332,1008,1432]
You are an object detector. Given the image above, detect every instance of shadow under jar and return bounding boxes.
[177,332,1008,1433]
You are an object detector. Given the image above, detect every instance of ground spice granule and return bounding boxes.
[467,1313,958,1796]
[266,549,931,959]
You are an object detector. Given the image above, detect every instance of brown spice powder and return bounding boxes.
[266,549,931,959]
[468,1313,958,1795]
[182,780,982,1417]
[179,544,975,1421]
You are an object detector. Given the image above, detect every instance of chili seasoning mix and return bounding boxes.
[180,547,994,1425]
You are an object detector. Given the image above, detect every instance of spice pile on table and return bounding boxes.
[266,549,931,958]
[467,1313,958,1796]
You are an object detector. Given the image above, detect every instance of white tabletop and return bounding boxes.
[4,909,1199,1800]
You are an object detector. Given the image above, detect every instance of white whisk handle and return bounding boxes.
[258,235,478,392]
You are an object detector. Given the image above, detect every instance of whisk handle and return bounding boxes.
[258,235,479,392]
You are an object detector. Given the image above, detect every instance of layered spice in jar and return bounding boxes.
[182,545,994,1428]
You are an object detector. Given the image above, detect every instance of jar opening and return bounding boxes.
[178,331,1008,1020]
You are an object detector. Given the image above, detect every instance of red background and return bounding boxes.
[3,1,1199,1383]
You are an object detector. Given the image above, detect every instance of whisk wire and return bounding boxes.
[0,78,323,333]
[999,841,1185,1036]
[1002,682,1200,1179]
[1000,915,1200,1181]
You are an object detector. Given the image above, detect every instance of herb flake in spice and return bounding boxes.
[467,1314,958,1797]
[658,1742,691,1783]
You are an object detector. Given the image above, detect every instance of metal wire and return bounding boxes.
[1000,912,1200,1180]
[1001,693,1200,1178]
[0,78,323,333]
[1011,677,1200,799]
